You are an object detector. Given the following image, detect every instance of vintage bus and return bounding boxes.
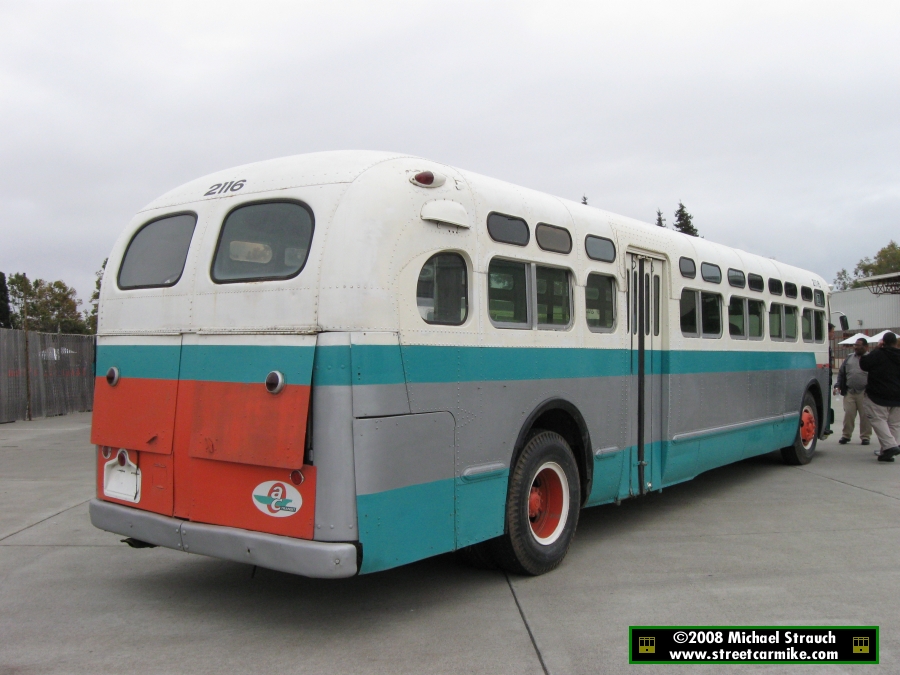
[90,151,831,578]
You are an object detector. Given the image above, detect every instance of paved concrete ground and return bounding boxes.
[1,404,898,674]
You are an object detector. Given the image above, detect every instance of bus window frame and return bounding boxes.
[728,295,747,340]
[585,271,617,334]
[814,310,827,342]
[769,302,784,341]
[487,256,532,330]
[747,298,766,340]
[680,288,723,339]
[700,291,723,339]
[210,199,315,285]
[117,211,198,291]
[416,251,470,327]
[534,262,574,331]
[801,308,814,343]
[784,305,799,342]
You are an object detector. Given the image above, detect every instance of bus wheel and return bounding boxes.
[494,430,581,576]
[781,390,819,465]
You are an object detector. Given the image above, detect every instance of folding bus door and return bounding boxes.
[627,254,666,495]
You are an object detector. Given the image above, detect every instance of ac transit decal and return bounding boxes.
[252,481,302,517]
[629,626,879,664]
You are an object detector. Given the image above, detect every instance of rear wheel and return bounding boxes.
[781,390,819,465]
[492,430,580,575]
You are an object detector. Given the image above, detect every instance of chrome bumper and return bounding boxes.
[89,499,358,579]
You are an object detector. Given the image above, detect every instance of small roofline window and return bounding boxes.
[768,278,783,296]
[701,262,722,284]
[487,212,529,247]
[728,268,746,288]
[748,273,764,292]
[679,257,696,279]
[535,223,572,254]
[585,235,616,262]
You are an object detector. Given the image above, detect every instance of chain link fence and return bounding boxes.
[0,328,95,423]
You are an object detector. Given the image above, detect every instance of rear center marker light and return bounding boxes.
[117,449,128,467]
[265,370,285,394]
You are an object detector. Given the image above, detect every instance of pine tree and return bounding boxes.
[0,272,11,328]
[655,209,666,228]
[673,201,698,237]
[85,259,107,333]
[581,195,588,205]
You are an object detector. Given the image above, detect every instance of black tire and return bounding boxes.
[781,390,819,465]
[492,430,581,576]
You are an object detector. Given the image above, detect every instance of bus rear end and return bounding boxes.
[89,170,360,578]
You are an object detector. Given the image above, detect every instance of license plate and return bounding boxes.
[103,453,142,503]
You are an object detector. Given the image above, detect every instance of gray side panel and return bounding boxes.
[352,384,411,419]
[312,334,358,542]
[354,412,455,495]
[181,521,357,579]
[407,377,632,476]
[89,499,183,550]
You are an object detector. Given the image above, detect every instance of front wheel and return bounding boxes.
[781,390,819,465]
[492,430,581,575]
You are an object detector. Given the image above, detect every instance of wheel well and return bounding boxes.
[806,381,824,433]
[512,401,592,506]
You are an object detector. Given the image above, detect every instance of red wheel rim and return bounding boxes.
[800,405,816,449]
[528,462,569,545]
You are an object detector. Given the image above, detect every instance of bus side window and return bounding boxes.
[814,310,826,342]
[585,273,616,332]
[801,308,814,342]
[416,253,468,325]
[784,306,798,341]
[701,292,722,338]
[769,303,784,340]
[748,299,765,339]
[680,289,699,337]
[536,266,571,328]
[728,296,746,338]
[489,258,530,327]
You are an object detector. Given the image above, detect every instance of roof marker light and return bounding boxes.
[410,171,446,188]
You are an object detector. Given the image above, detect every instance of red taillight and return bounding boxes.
[414,171,434,186]
[290,469,304,485]
[117,450,128,467]
[101,446,112,459]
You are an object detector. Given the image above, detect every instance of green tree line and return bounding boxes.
[833,241,900,290]
[0,260,106,334]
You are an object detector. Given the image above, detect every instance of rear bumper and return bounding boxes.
[89,499,358,579]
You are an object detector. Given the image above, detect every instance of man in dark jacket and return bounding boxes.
[860,331,900,462]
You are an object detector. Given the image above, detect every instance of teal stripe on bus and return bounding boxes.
[179,345,315,384]
[96,345,182,381]
[97,344,315,384]
[98,343,818,385]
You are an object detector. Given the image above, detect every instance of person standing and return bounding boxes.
[860,331,900,462]
[834,337,872,445]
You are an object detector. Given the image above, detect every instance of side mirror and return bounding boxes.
[839,316,849,331]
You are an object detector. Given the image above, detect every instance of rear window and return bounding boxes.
[118,213,197,290]
[212,201,314,283]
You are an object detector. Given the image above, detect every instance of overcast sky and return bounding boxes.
[1,1,898,307]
